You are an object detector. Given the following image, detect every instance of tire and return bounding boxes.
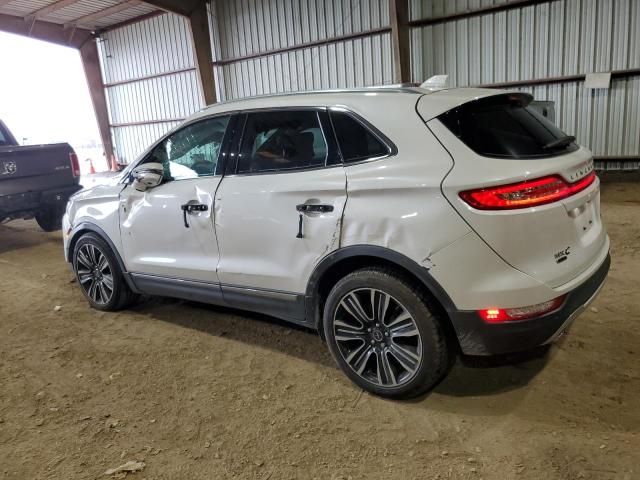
[35,206,63,232]
[72,233,138,311]
[323,268,450,399]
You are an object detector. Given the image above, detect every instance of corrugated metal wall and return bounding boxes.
[97,0,638,164]
[209,0,393,101]
[97,13,203,164]
[409,0,640,160]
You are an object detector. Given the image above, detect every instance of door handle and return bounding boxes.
[181,202,208,228]
[296,204,334,213]
[295,203,334,238]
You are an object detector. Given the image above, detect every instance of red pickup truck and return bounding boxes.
[0,119,82,231]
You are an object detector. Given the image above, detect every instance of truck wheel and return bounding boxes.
[72,233,138,311]
[323,268,451,399]
[35,207,63,232]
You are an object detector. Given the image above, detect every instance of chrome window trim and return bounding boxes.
[328,107,398,167]
[230,107,335,177]
[119,112,235,184]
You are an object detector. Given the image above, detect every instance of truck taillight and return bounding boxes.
[69,152,80,177]
[459,172,596,210]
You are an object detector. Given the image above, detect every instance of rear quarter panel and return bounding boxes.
[339,98,470,267]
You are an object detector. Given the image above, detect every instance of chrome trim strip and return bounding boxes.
[221,284,300,302]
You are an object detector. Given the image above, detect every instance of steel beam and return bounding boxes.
[408,0,559,28]
[139,0,200,17]
[389,0,410,84]
[212,27,391,66]
[187,2,216,105]
[26,0,82,20]
[79,40,115,165]
[0,12,91,48]
[140,1,216,104]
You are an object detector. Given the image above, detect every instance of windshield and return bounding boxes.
[438,93,579,159]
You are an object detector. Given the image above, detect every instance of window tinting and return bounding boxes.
[237,111,327,174]
[438,93,578,159]
[331,111,389,163]
[147,116,230,180]
[0,124,10,146]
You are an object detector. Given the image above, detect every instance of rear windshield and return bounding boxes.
[438,93,578,159]
[0,125,8,146]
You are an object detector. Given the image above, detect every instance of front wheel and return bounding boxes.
[323,268,451,399]
[72,233,138,311]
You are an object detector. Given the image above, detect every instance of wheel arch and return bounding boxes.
[306,245,458,340]
[67,222,140,293]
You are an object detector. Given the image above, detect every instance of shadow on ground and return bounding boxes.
[0,221,60,255]
[132,295,551,399]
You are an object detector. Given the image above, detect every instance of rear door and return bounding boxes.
[423,93,608,288]
[214,108,347,294]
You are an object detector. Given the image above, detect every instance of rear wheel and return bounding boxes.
[72,233,137,311]
[35,206,63,232]
[323,268,450,399]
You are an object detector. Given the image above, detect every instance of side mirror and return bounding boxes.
[131,162,164,191]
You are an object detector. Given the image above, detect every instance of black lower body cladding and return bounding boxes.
[450,254,610,356]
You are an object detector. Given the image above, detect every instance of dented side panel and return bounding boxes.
[340,110,470,270]
[64,184,126,262]
[119,178,222,282]
[215,166,347,293]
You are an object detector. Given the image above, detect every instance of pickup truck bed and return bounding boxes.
[1,120,82,231]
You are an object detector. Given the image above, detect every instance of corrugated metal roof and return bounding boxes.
[0,0,158,29]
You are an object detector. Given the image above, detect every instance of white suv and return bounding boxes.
[63,87,609,398]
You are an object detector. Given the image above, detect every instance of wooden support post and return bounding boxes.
[79,39,115,166]
[389,0,410,84]
[187,2,217,105]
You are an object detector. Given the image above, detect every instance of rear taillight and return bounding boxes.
[478,295,566,323]
[460,172,596,210]
[69,152,80,177]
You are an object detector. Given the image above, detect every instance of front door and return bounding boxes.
[119,115,231,283]
[215,109,347,295]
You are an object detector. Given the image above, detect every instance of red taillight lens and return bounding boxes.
[478,295,566,323]
[460,172,596,210]
[69,152,80,178]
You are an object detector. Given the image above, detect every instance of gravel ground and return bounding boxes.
[0,175,638,479]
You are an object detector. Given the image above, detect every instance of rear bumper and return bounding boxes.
[450,253,610,356]
[0,184,81,218]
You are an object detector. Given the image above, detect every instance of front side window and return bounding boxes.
[147,116,230,180]
[330,111,390,163]
[237,110,328,174]
[438,93,578,159]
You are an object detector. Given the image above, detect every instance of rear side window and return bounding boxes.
[330,111,390,163]
[237,110,327,174]
[438,93,578,159]
[0,123,10,146]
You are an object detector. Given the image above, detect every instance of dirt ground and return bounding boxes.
[1,176,638,480]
